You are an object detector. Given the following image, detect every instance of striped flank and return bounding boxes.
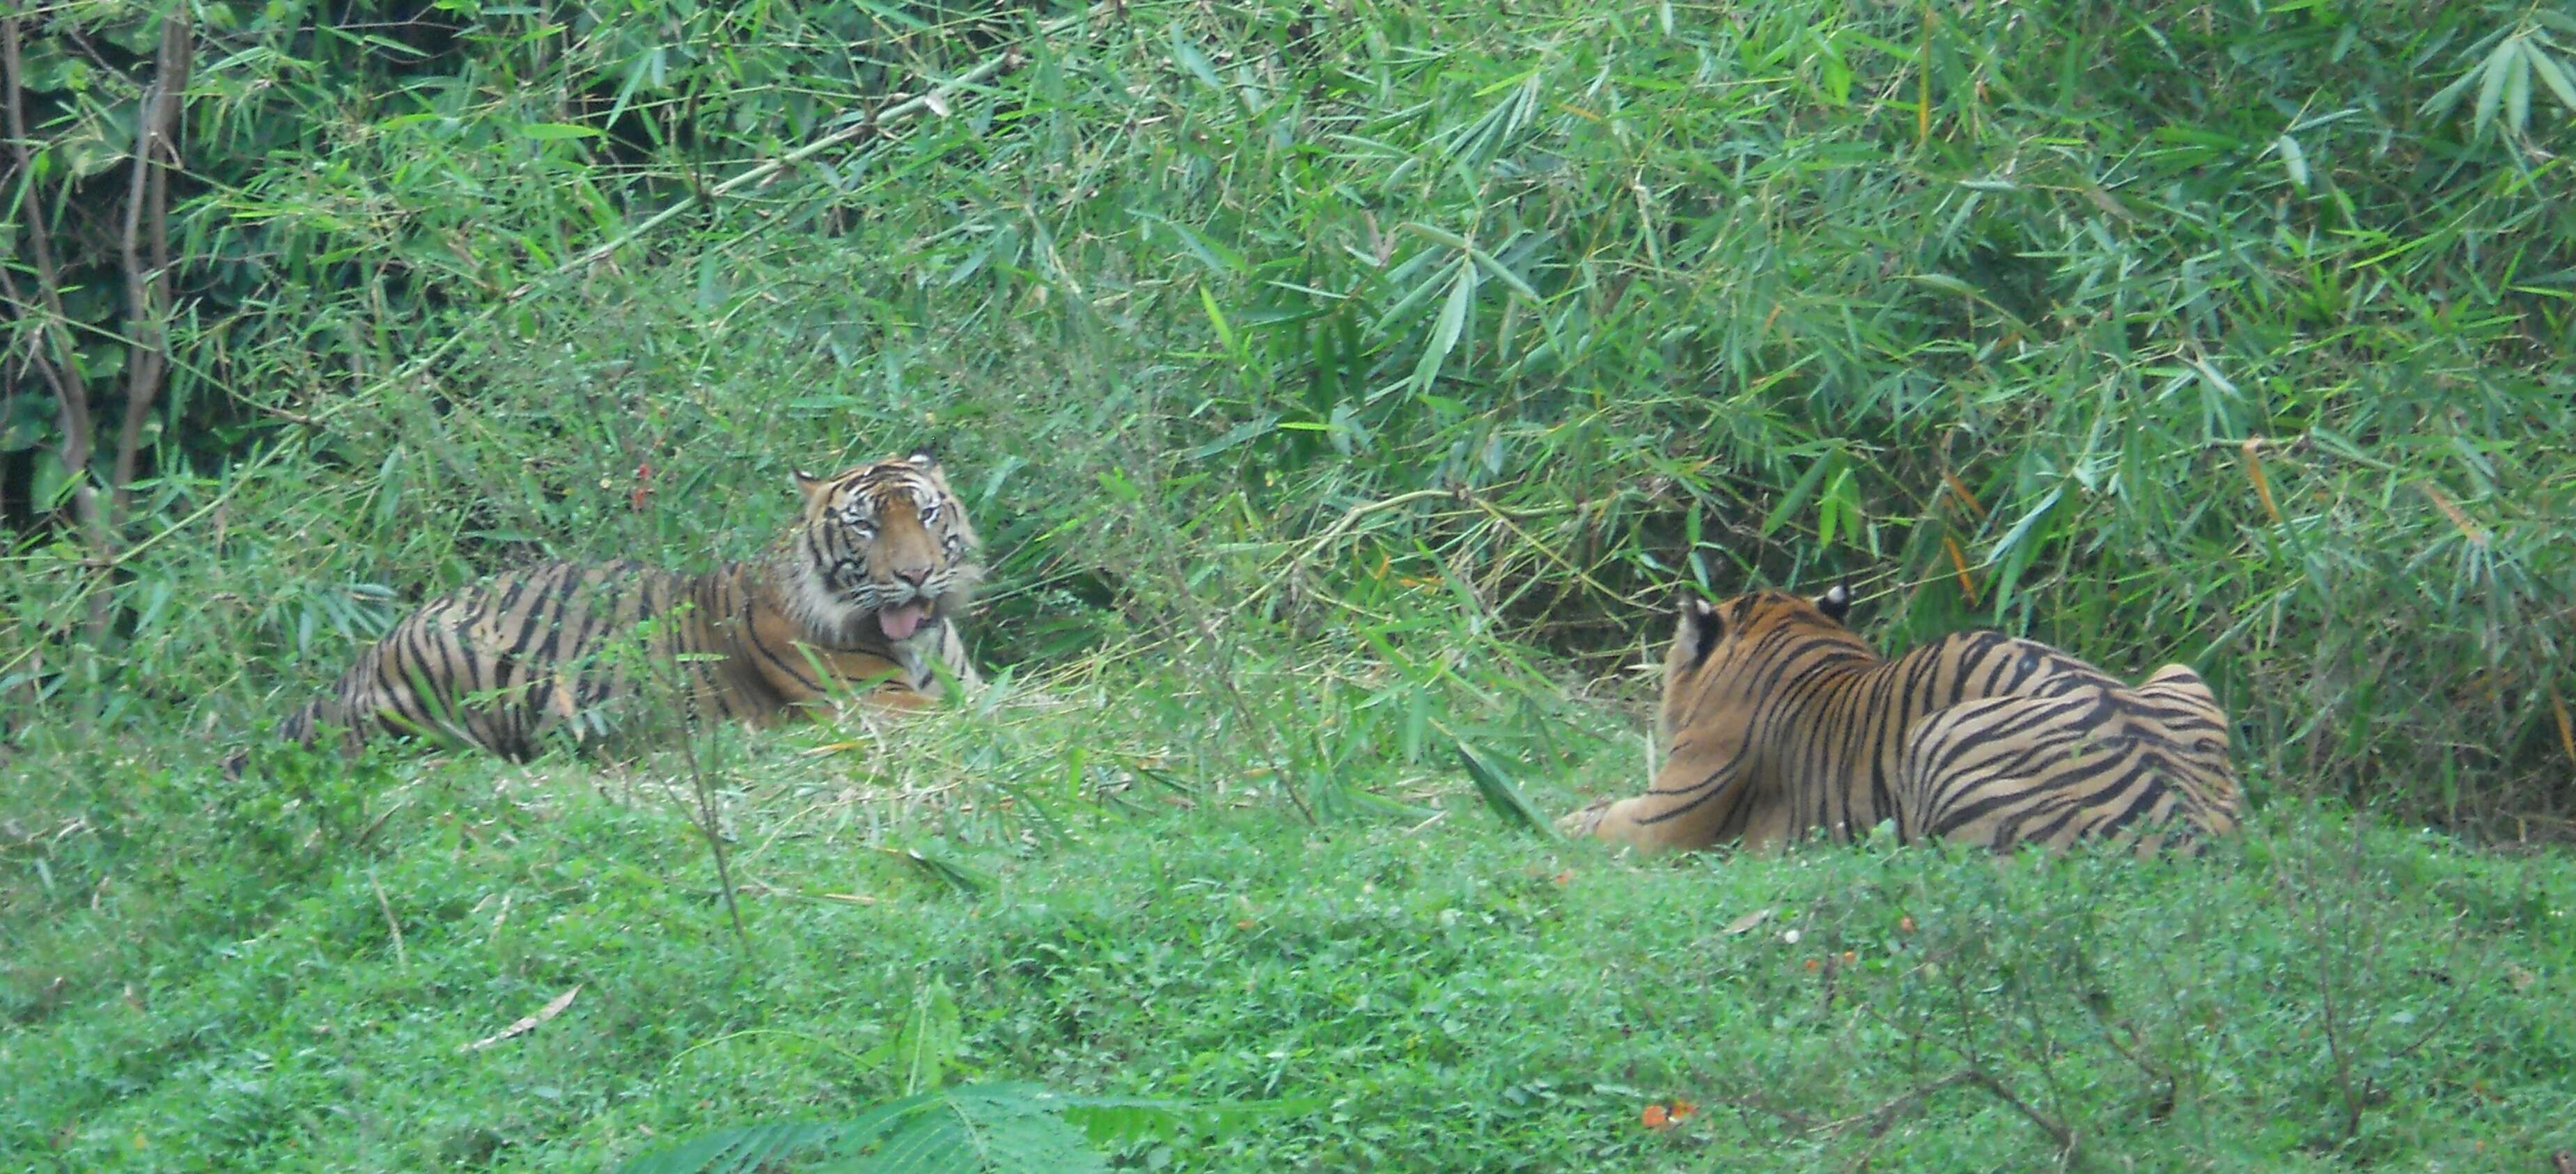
[1564,586,2241,857]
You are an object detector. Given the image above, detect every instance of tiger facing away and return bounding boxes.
[271,449,981,761]
[1559,585,2242,856]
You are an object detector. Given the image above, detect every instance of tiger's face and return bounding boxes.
[1655,586,1860,754]
[790,450,981,644]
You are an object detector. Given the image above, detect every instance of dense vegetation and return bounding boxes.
[6,0,2573,1167]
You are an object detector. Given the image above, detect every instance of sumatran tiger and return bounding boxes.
[1559,585,2241,856]
[265,449,981,762]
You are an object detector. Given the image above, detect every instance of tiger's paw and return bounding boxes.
[1556,797,1616,839]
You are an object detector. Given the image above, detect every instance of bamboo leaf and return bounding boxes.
[1455,740,1555,838]
[1408,262,1477,394]
[1398,221,1471,251]
[2417,59,2482,119]
[1373,256,1459,334]
[2474,37,2518,133]
[1760,451,1839,539]
[1198,284,1237,355]
[2529,43,2576,111]
[517,122,601,140]
[2508,39,2535,133]
[1465,244,1540,304]
[1168,22,1223,92]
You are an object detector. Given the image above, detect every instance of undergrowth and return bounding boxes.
[5,0,2575,1167]
[4,673,2570,1167]
[5,0,2570,826]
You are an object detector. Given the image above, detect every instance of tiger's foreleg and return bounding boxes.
[1558,760,1779,853]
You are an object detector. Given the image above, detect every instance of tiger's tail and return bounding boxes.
[222,655,380,779]
[277,696,340,750]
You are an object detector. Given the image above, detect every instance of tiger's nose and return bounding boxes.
[894,565,930,587]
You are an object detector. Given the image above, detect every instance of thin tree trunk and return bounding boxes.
[110,9,194,540]
[1,16,108,644]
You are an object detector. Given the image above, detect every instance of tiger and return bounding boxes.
[262,449,981,762]
[1559,584,2242,856]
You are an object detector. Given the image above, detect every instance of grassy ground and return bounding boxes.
[6,661,2572,1171]
[6,0,2573,1168]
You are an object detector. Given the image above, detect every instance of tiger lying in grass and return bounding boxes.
[1562,585,2241,856]
[263,449,980,761]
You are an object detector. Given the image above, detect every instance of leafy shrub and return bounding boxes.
[4,0,2570,829]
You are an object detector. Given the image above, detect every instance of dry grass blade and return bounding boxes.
[1722,908,1775,936]
[463,985,583,1053]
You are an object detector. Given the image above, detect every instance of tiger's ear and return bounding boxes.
[793,469,831,504]
[907,447,939,469]
[1813,581,1852,624]
[1675,591,1723,665]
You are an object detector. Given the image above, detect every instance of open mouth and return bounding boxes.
[877,599,932,641]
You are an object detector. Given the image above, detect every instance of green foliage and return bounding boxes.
[3,0,2567,825]
[2418,8,2576,141]
[618,1083,1212,1174]
[3,1,2573,1166]
[1457,737,1558,839]
[6,732,2571,1168]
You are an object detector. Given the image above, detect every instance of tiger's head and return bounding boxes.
[779,449,981,646]
[1655,584,1864,752]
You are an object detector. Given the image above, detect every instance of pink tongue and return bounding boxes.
[878,600,930,641]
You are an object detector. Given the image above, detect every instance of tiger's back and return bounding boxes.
[268,451,980,761]
[1898,661,2239,853]
[1566,586,2242,856]
[281,559,770,760]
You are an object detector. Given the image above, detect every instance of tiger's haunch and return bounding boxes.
[1562,586,2242,857]
[270,450,981,760]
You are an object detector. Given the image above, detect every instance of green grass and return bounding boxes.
[6,668,2573,1169]
[6,0,2576,1167]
